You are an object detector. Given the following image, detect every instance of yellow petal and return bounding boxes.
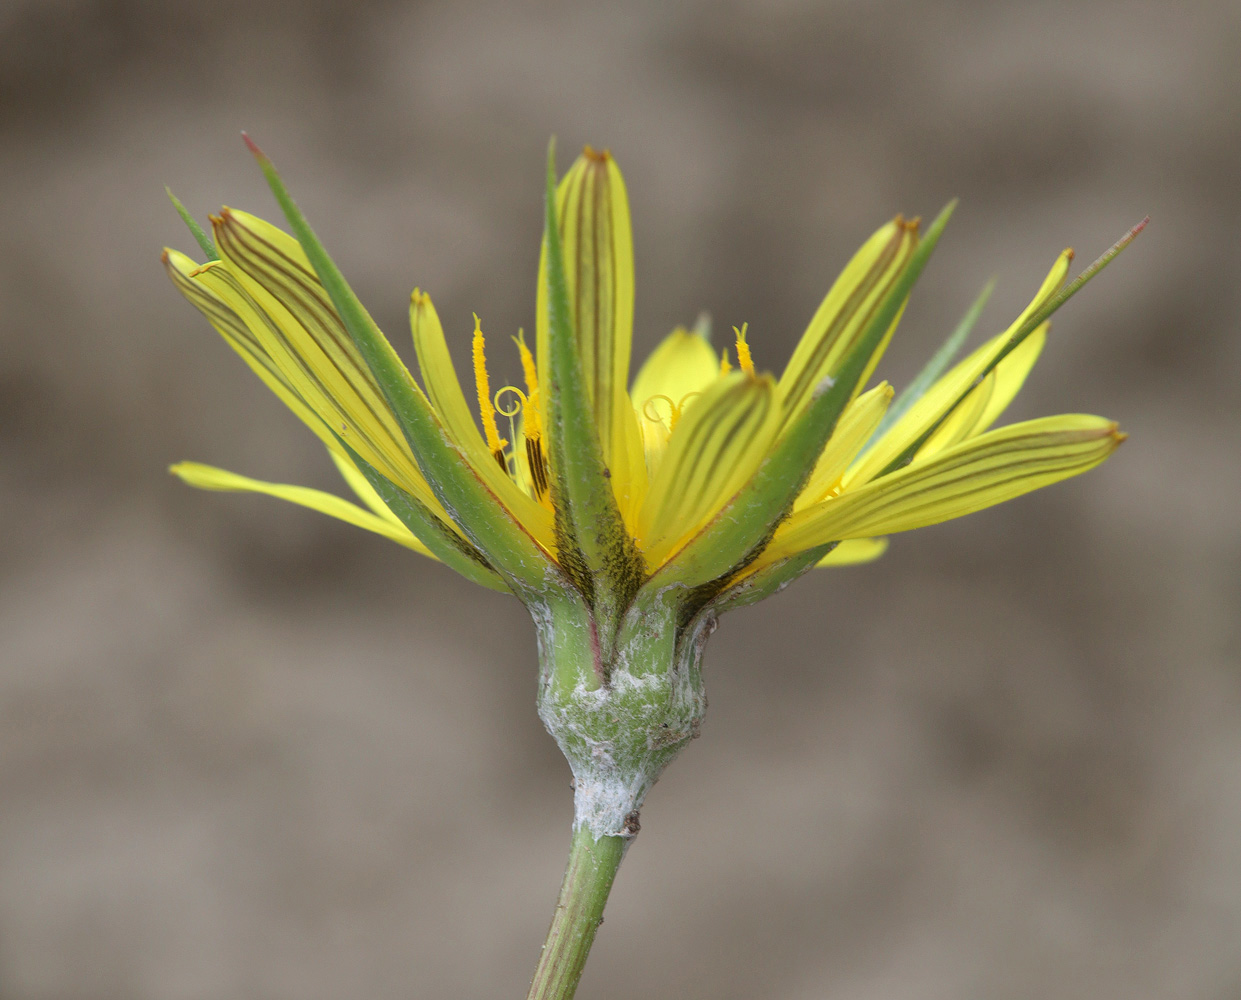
[795,382,893,509]
[916,366,997,456]
[777,217,918,425]
[767,414,1124,558]
[971,325,1046,436]
[536,147,635,472]
[166,247,493,563]
[916,326,1047,460]
[630,325,721,465]
[205,210,439,510]
[170,461,435,556]
[163,249,338,454]
[326,448,407,526]
[638,372,780,567]
[611,389,650,528]
[815,537,889,567]
[847,250,1071,487]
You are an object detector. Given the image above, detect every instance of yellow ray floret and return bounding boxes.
[765,414,1124,564]
[777,216,919,426]
[816,537,889,567]
[171,461,435,556]
[796,382,894,508]
[638,371,780,567]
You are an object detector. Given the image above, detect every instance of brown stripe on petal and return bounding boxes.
[781,220,915,416]
[213,213,410,462]
[527,436,550,499]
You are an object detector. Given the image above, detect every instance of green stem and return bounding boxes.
[526,826,626,1000]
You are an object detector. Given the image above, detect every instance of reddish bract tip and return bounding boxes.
[240,131,267,161]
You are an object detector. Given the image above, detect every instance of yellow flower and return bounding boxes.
[164,142,1131,611]
[164,141,1143,991]
[162,138,1143,848]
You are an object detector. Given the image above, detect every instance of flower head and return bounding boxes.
[163,139,1136,836]
[165,141,1131,609]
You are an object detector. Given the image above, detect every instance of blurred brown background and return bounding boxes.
[1,0,1238,997]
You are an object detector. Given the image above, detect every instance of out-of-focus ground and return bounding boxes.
[1,1,1238,997]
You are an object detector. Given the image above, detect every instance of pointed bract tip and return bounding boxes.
[919,199,958,239]
[241,131,267,162]
[166,187,219,261]
[583,144,610,163]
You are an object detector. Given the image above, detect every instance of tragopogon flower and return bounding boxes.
[163,139,1139,1000]
[163,140,1136,842]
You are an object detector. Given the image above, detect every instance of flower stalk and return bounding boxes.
[527,827,626,1000]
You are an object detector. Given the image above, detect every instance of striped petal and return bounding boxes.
[536,147,635,472]
[538,143,645,615]
[206,211,440,508]
[637,201,954,593]
[164,249,339,454]
[166,246,514,589]
[847,250,1072,487]
[916,326,1047,459]
[245,145,561,595]
[777,217,919,426]
[767,414,1125,559]
[795,381,893,509]
[637,372,780,567]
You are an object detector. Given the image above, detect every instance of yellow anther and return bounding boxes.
[509,330,551,501]
[719,348,733,375]
[472,314,507,458]
[733,323,755,377]
[513,329,542,440]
